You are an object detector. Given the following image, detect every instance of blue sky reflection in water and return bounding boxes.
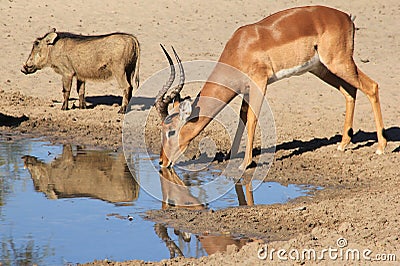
[0,139,314,265]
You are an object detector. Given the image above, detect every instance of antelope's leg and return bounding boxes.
[310,66,357,151]
[321,56,386,154]
[357,68,386,154]
[229,95,249,159]
[239,79,267,170]
[338,86,357,151]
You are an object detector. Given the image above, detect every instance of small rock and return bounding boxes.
[338,221,354,233]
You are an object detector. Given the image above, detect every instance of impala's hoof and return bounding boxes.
[239,161,249,171]
[337,144,347,152]
[118,106,126,114]
[375,149,384,155]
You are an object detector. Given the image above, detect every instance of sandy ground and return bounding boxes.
[1,0,399,265]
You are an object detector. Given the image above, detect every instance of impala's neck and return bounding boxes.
[179,81,238,146]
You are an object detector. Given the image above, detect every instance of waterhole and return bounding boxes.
[0,138,317,265]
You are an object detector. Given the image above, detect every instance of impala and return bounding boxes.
[155,5,387,170]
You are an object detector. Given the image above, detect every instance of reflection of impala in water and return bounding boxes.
[22,145,138,203]
[155,167,253,258]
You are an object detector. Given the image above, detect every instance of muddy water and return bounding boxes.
[0,139,315,265]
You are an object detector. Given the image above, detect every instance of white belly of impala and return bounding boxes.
[268,53,321,84]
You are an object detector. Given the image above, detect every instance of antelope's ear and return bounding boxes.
[179,100,192,121]
[44,32,58,45]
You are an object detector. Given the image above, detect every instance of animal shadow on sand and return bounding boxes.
[85,95,122,108]
[193,127,400,168]
[271,126,400,160]
[84,96,155,112]
[0,113,29,127]
[126,96,156,111]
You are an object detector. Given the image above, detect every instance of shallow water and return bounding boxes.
[0,139,315,265]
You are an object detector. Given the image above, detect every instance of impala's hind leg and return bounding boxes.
[357,68,386,153]
[321,57,386,154]
[311,66,357,151]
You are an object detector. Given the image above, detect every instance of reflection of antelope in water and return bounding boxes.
[159,167,204,210]
[22,145,138,203]
[155,167,253,258]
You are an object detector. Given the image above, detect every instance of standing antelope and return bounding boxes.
[155,6,387,170]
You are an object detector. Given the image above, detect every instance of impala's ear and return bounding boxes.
[179,100,192,121]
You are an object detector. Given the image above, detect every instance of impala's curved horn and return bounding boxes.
[155,44,176,120]
[155,45,186,120]
[170,46,185,104]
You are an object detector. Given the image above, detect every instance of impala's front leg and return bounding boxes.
[228,95,249,159]
[240,107,257,170]
[239,82,266,171]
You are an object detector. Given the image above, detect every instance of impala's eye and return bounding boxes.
[164,116,172,124]
[167,130,176,138]
[164,113,178,125]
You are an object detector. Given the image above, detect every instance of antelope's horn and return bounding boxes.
[155,45,186,120]
[155,44,176,120]
[170,46,185,103]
